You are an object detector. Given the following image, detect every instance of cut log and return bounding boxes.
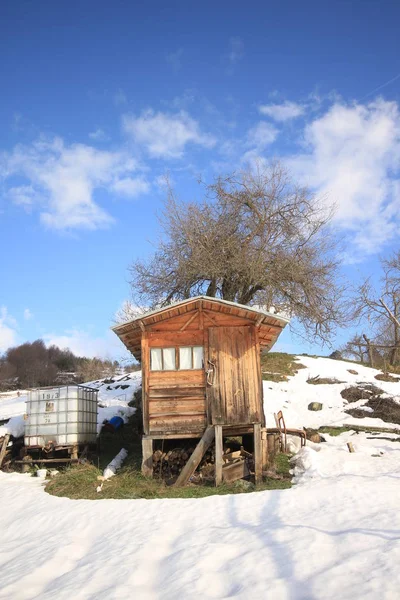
[174,426,215,487]
[0,434,10,468]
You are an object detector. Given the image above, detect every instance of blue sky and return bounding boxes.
[1,0,400,360]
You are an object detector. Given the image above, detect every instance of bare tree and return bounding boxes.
[354,250,400,365]
[129,162,348,343]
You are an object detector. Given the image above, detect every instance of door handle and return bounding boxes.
[207,360,216,386]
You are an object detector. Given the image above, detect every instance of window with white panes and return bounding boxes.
[149,346,204,371]
[150,347,176,371]
[179,346,204,370]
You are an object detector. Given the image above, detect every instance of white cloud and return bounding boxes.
[6,185,36,208]
[122,110,216,159]
[1,137,149,230]
[0,307,18,352]
[259,101,305,121]
[246,121,278,148]
[288,99,400,254]
[241,121,278,166]
[89,128,108,142]
[23,308,32,321]
[111,177,150,197]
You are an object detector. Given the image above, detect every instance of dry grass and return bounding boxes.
[261,352,306,382]
[44,412,292,500]
[45,458,292,500]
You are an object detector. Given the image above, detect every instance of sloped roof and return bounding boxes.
[112,296,289,360]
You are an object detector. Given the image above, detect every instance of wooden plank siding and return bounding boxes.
[147,341,206,434]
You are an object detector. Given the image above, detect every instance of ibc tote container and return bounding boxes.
[25,385,98,447]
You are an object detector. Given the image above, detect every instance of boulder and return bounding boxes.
[308,402,323,411]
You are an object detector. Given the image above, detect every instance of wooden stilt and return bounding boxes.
[0,434,10,468]
[253,423,262,485]
[261,427,269,469]
[71,444,79,460]
[141,437,153,477]
[215,425,223,486]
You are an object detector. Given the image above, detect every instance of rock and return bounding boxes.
[347,369,358,375]
[308,402,323,411]
[305,429,323,443]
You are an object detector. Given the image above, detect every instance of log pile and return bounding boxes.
[152,443,255,484]
[152,445,217,481]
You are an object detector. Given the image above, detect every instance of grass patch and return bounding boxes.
[261,352,306,382]
[318,424,400,436]
[45,458,291,500]
[274,453,292,477]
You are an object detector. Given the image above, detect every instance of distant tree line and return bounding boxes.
[0,339,131,391]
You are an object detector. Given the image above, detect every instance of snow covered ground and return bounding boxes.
[1,357,400,599]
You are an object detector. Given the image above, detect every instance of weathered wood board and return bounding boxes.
[208,326,263,426]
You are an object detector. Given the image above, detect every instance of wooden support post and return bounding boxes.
[254,423,262,485]
[71,444,79,460]
[261,428,269,469]
[0,434,10,468]
[141,437,153,477]
[175,426,215,487]
[215,425,223,486]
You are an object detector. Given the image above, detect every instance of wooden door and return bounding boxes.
[207,326,262,425]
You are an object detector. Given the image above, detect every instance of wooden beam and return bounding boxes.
[138,320,145,332]
[261,427,269,469]
[253,423,262,485]
[199,304,204,330]
[174,426,215,487]
[0,434,10,468]
[141,437,153,477]
[179,311,199,332]
[255,314,265,328]
[215,425,223,486]
[203,311,218,327]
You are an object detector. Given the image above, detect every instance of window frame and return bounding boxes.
[149,345,204,371]
[150,347,176,371]
[179,346,204,370]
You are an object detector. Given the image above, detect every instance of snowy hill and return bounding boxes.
[263,355,400,431]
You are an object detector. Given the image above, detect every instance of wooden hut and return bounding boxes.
[112,296,289,485]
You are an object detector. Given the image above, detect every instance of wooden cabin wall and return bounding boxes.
[144,327,207,436]
[141,305,266,437]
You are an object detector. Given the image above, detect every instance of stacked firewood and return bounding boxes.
[152,445,216,480]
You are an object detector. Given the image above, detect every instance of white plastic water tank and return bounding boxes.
[25,385,98,447]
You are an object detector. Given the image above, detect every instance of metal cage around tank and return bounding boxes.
[24,384,98,448]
